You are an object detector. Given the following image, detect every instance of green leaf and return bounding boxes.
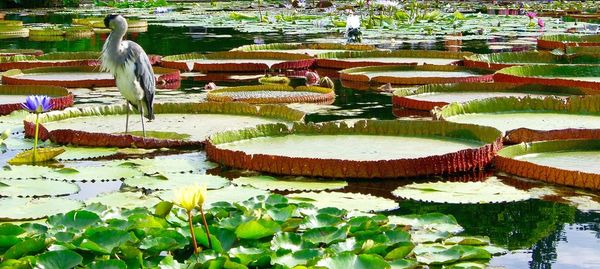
[80,227,136,254]
[45,166,142,182]
[232,175,347,191]
[388,259,417,269]
[47,210,101,229]
[0,235,21,248]
[154,201,173,218]
[0,223,25,236]
[444,236,490,246]
[271,232,314,252]
[235,219,281,240]
[36,250,82,269]
[194,227,224,252]
[158,255,181,269]
[316,252,390,269]
[3,237,46,259]
[8,147,65,165]
[88,260,127,269]
[384,242,415,260]
[288,192,398,212]
[0,179,79,197]
[56,146,118,161]
[271,248,321,267]
[300,213,343,229]
[0,197,83,221]
[303,226,349,245]
[123,174,229,191]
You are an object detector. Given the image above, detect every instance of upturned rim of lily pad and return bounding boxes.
[464,51,600,71]
[537,34,600,50]
[493,64,600,91]
[316,50,473,69]
[207,85,335,104]
[160,51,315,72]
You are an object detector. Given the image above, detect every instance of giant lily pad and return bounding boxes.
[0,85,74,116]
[160,51,314,72]
[317,50,472,69]
[0,179,79,197]
[207,85,335,104]
[86,191,161,209]
[494,65,600,90]
[393,83,587,111]
[0,165,53,179]
[232,43,376,56]
[232,175,347,191]
[1,66,180,88]
[111,157,216,174]
[206,120,501,178]
[340,65,494,90]
[496,139,600,190]
[434,95,600,143]
[124,174,230,191]
[44,166,142,182]
[0,26,28,39]
[464,51,600,70]
[56,146,119,161]
[26,102,304,149]
[391,177,531,204]
[155,185,269,208]
[287,191,398,212]
[537,34,600,50]
[0,52,100,71]
[0,197,83,220]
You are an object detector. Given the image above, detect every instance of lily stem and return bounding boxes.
[188,211,199,254]
[33,113,39,163]
[200,207,212,249]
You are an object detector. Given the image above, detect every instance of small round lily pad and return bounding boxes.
[287,191,398,212]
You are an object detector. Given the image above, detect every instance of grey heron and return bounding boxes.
[101,14,155,137]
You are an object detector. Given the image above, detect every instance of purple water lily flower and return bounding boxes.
[526,12,537,20]
[22,95,52,113]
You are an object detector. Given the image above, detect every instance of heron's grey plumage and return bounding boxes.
[101,14,155,122]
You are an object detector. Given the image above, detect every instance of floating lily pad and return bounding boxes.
[388,213,464,234]
[160,51,314,72]
[496,139,600,190]
[207,85,335,104]
[0,165,53,179]
[0,85,73,116]
[112,158,214,174]
[28,102,304,149]
[0,179,79,197]
[124,174,230,191]
[393,83,588,111]
[392,177,531,204]
[494,65,600,90]
[86,191,161,209]
[207,120,501,178]
[155,185,269,208]
[56,146,118,161]
[464,51,600,70]
[232,175,347,191]
[1,66,180,88]
[0,51,99,71]
[340,65,494,90]
[233,42,376,56]
[317,50,472,69]
[0,197,83,220]
[537,34,600,50]
[44,166,141,182]
[287,191,398,212]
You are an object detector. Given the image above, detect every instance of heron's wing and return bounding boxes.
[126,41,155,120]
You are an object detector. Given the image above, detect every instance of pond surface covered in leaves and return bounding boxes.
[1,8,600,268]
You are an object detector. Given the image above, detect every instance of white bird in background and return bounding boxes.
[101,14,155,137]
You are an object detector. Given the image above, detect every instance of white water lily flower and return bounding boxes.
[346,14,361,29]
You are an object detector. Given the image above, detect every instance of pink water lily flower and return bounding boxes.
[526,11,537,20]
[538,18,545,28]
[305,71,320,86]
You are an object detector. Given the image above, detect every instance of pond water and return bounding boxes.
[1,11,599,269]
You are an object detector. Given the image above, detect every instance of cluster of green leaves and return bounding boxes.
[0,194,494,268]
[93,0,167,8]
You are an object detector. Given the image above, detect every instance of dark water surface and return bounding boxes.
[1,11,600,269]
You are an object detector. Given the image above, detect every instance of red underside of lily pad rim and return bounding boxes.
[0,85,74,115]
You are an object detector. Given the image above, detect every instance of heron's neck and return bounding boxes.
[106,28,126,53]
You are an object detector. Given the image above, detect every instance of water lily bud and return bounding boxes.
[319,76,335,89]
[174,184,207,212]
[305,71,320,86]
[204,82,217,91]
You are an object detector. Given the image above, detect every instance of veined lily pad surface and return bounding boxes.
[496,139,600,189]
[434,96,600,143]
[207,85,335,104]
[316,50,472,69]
[464,51,600,70]
[392,83,585,111]
[207,120,501,178]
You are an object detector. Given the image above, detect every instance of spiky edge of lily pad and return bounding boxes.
[0,85,74,116]
[207,85,335,104]
[495,139,600,189]
[23,102,305,149]
[494,65,600,90]
[433,95,600,143]
[315,50,472,69]
[161,51,315,72]
[1,66,180,88]
[233,42,376,53]
[206,120,502,179]
[537,34,600,50]
[0,27,28,38]
[339,65,494,85]
[464,51,600,70]
[392,82,592,111]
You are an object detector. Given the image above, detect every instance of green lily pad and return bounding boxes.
[392,177,531,204]
[287,192,398,212]
[316,252,390,269]
[232,175,347,191]
[155,185,270,208]
[44,166,142,182]
[303,226,349,245]
[8,147,65,165]
[387,213,464,234]
[113,157,217,174]
[271,249,322,268]
[0,179,79,197]
[270,232,314,252]
[120,131,191,140]
[235,219,281,240]
[123,174,230,191]
[0,197,83,220]
[47,210,101,230]
[0,165,53,179]
[88,260,127,269]
[86,191,161,209]
[56,146,118,161]
[36,250,83,269]
[80,227,137,254]
[444,236,490,246]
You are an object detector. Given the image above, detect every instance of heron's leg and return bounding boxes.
[139,100,146,137]
[125,102,130,133]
